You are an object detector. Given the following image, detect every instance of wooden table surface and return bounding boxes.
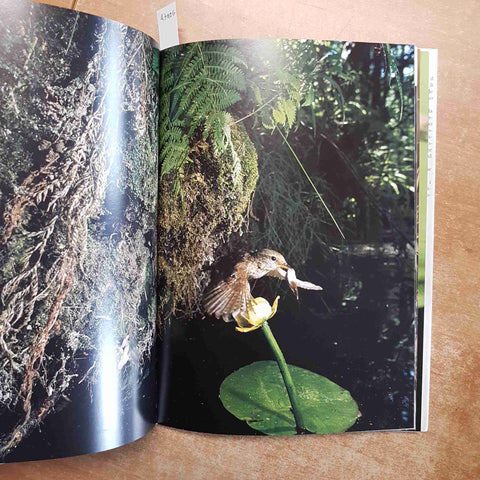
[2,0,480,478]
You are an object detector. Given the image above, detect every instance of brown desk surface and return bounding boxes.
[2,1,479,478]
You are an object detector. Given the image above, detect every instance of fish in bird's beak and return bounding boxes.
[286,268,299,299]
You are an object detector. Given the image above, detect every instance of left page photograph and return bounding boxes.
[0,0,159,462]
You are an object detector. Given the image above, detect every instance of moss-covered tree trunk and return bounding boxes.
[157,123,258,319]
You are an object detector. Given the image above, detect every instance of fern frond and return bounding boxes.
[159,41,247,183]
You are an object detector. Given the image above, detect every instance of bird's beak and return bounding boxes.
[278,263,290,271]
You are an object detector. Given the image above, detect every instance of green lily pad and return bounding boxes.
[219,361,359,435]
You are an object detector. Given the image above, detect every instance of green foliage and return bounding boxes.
[219,361,359,435]
[279,129,345,240]
[272,40,358,129]
[241,40,415,249]
[152,48,160,77]
[384,44,404,122]
[248,134,337,268]
[157,123,258,314]
[157,38,415,312]
[159,42,247,185]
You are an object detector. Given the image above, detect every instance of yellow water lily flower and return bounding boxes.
[233,296,280,333]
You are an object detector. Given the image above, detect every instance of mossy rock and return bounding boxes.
[158,123,258,315]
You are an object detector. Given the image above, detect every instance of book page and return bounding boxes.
[416,47,437,432]
[0,0,159,461]
[157,39,420,436]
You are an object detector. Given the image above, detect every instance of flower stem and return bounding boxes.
[261,321,307,434]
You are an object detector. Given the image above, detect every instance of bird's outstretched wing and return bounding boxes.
[204,273,251,322]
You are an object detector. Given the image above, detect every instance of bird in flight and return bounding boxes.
[204,249,322,322]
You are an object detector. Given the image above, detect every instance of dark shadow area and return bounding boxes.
[162,246,416,434]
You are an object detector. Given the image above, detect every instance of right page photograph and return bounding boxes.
[157,39,417,435]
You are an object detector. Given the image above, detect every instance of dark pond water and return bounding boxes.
[160,244,417,435]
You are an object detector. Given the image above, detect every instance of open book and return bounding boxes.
[0,0,436,462]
